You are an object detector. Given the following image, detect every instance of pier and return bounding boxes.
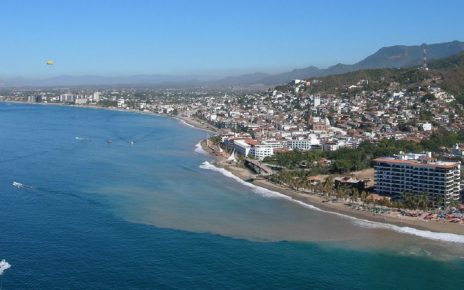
[244,158,273,176]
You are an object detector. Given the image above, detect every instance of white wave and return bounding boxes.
[353,219,464,244]
[12,181,24,188]
[177,118,196,128]
[194,142,208,155]
[199,161,464,244]
[200,161,318,202]
[0,259,11,275]
[175,117,214,133]
[75,136,86,140]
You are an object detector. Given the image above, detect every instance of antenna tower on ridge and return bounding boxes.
[421,43,428,71]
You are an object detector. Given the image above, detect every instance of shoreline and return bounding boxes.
[5,101,464,237]
[198,139,464,237]
[3,101,217,133]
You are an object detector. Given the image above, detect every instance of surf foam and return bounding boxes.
[194,142,209,155]
[12,181,24,188]
[0,259,11,275]
[178,119,196,129]
[199,161,464,244]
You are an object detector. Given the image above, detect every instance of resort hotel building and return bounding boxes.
[374,152,461,204]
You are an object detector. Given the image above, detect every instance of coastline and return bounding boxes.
[6,101,464,237]
[198,139,464,238]
[3,101,218,133]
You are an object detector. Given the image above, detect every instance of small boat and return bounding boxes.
[107,139,113,144]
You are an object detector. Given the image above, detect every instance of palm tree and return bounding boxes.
[360,190,368,205]
[322,176,333,196]
[351,190,359,204]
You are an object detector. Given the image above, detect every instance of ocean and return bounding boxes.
[0,103,463,289]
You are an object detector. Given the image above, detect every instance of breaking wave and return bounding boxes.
[12,181,31,189]
[199,161,464,244]
[177,118,196,129]
[0,259,11,275]
[199,161,321,205]
[194,142,208,155]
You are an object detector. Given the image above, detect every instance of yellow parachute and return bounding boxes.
[46,60,54,65]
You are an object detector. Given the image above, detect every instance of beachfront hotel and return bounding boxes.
[374,153,461,204]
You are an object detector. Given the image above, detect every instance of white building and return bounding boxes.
[233,139,251,157]
[452,144,464,157]
[374,156,461,203]
[117,98,125,108]
[287,135,320,151]
[75,97,88,105]
[421,122,432,131]
[250,145,274,160]
[261,140,283,149]
[60,94,75,103]
[93,92,101,102]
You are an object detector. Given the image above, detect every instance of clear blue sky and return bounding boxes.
[1,0,463,77]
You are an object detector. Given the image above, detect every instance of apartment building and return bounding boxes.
[374,154,461,203]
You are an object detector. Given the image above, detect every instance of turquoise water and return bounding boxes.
[0,103,463,289]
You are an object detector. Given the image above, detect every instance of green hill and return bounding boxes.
[303,52,464,103]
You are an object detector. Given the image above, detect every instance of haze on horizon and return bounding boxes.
[1,0,463,78]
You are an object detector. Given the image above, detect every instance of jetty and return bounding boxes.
[244,158,273,176]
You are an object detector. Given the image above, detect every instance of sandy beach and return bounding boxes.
[199,139,464,236]
[8,101,464,235]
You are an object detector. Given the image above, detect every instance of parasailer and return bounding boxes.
[46,60,54,65]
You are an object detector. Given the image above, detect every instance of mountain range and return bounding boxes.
[1,40,463,87]
[215,40,464,86]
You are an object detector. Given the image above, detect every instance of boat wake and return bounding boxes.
[199,161,464,244]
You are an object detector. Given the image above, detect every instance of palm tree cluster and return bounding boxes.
[269,171,371,204]
[268,171,449,211]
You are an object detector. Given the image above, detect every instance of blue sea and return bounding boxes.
[0,103,464,289]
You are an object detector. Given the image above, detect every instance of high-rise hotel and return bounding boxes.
[374,153,461,204]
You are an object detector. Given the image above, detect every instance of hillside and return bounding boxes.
[429,52,464,98]
[300,52,464,101]
[355,40,464,69]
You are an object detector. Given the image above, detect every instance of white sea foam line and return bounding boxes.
[199,161,464,244]
[178,118,196,128]
[174,117,215,133]
[194,142,208,155]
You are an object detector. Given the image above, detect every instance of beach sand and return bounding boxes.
[200,139,464,236]
[9,101,464,235]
